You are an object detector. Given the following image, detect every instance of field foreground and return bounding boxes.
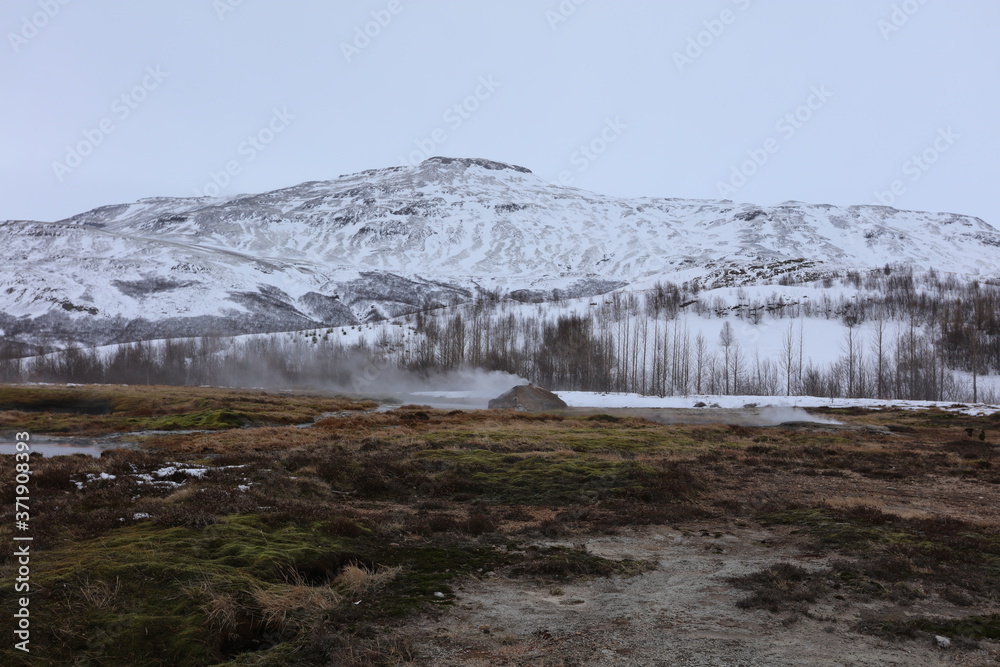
[1,384,999,665]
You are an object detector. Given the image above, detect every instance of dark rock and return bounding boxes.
[488,384,567,412]
[421,156,532,173]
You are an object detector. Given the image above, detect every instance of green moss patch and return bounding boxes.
[142,408,252,430]
[0,515,488,665]
[417,449,651,504]
[0,509,651,666]
[760,508,912,548]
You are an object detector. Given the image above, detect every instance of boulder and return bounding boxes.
[488,384,567,412]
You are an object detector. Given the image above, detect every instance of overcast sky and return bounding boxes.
[3,1,998,227]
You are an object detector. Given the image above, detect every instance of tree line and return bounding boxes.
[1,266,998,403]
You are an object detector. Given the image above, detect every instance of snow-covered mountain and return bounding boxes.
[2,156,998,348]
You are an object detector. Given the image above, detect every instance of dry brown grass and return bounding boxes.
[181,579,244,636]
[820,496,939,521]
[161,486,199,504]
[76,576,123,611]
[0,383,376,436]
[154,425,330,453]
[250,569,343,629]
[334,563,402,597]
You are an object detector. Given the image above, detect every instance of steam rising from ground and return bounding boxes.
[755,407,841,425]
[320,357,842,423]
[338,363,843,426]
[325,363,528,409]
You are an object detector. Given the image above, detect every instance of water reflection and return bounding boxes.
[0,438,117,458]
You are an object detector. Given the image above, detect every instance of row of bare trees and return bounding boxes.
[398,268,999,402]
[1,267,998,402]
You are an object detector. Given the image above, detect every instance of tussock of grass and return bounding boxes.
[249,567,344,629]
[333,563,401,596]
[510,545,655,581]
[731,563,829,612]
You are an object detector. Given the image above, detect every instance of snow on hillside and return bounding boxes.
[18,274,996,407]
[2,156,999,349]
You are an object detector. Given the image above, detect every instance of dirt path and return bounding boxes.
[408,524,999,666]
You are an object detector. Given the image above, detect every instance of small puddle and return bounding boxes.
[0,437,124,458]
[5,443,105,457]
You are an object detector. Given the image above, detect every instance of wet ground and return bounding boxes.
[0,436,117,457]
[557,406,839,427]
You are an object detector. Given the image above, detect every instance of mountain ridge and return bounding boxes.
[2,156,998,350]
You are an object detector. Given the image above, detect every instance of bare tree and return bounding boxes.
[842,322,856,397]
[780,322,795,396]
[872,310,888,399]
[719,322,734,394]
[731,336,745,395]
[797,320,805,393]
[694,332,707,394]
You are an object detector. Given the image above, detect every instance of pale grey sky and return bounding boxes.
[3,1,998,227]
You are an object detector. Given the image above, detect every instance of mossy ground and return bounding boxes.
[0,384,375,435]
[1,385,998,664]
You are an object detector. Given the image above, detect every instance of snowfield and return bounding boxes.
[555,391,1000,416]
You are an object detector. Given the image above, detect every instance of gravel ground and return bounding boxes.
[407,524,1000,666]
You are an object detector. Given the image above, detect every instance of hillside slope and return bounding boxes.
[3,156,998,348]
